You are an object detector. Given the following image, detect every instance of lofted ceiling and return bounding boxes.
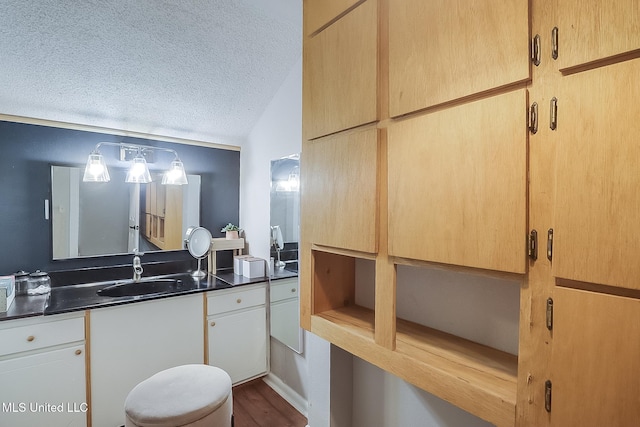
[0,0,302,145]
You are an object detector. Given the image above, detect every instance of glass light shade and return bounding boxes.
[83,152,110,182]
[162,159,188,185]
[125,156,152,183]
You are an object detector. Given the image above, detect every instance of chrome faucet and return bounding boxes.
[132,250,143,282]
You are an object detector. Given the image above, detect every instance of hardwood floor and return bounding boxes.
[233,379,308,427]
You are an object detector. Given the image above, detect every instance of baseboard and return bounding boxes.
[262,373,308,417]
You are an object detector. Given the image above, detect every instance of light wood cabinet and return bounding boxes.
[550,287,640,426]
[388,90,528,274]
[141,181,183,250]
[303,0,360,35]
[557,0,640,72]
[302,0,377,140]
[303,0,640,424]
[0,314,86,427]
[90,294,203,427]
[388,0,530,117]
[302,127,379,253]
[207,284,268,384]
[553,58,640,290]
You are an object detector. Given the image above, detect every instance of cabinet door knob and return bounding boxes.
[210,321,216,327]
[236,298,242,304]
[291,288,296,293]
[27,335,35,342]
[75,349,82,356]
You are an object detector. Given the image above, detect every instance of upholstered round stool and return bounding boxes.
[124,364,233,427]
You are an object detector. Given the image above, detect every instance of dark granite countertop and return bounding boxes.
[271,267,298,281]
[0,267,272,322]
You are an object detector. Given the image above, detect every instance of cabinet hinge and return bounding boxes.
[531,34,541,66]
[547,228,554,261]
[545,380,553,412]
[528,230,538,260]
[546,297,554,331]
[551,27,559,60]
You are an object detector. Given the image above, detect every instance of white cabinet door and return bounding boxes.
[271,299,300,351]
[0,345,86,427]
[90,294,204,427]
[208,306,267,384]
[270,277,302,352]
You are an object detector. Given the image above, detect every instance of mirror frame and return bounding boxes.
[269,153,303,354]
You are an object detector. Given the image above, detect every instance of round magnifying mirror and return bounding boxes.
[185,226,212,278]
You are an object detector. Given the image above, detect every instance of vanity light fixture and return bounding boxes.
[161,158,189,185]
[82,142,188,185]
[82,150,110,182]
[124,151,153,184]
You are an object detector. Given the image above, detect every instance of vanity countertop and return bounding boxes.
[271,267,298,281]
[0,269,272,322]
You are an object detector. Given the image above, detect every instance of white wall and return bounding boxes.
[240,56,311,410]
[241,56,302,260]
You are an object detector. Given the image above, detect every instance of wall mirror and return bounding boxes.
[51,165,200,260]
[269,153,302,353]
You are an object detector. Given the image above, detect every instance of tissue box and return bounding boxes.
[0,275,15,313]
[233,255,252,276]
[242,257,265,279]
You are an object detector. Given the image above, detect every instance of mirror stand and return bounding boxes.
[185,226,212,278]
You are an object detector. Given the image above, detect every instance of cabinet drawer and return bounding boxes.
[0,316,85,357]
[207,286,265,316]
[270,279,299,303]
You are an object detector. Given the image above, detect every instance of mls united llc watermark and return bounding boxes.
[3,401,88,413]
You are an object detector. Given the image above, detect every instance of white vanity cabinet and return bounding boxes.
[270,277,302,352]
[0,313,87,427]
[89,293,203,427]
[207,283,268,384]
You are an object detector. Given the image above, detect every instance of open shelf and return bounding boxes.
[311,305,517,427]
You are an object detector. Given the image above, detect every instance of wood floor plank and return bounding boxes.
[253,380,308,426]
[233,397,261,427]
[233,379,307,427]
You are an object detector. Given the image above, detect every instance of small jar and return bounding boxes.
[28,270,51,295]
[14,271,30,296]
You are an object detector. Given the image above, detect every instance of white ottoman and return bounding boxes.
[124,364,233,427]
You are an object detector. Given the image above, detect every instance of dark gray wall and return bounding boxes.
[0,120,240,275]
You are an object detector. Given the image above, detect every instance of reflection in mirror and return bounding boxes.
[270,154,302,353]
[270,154,299,272]
[51,166,200,260]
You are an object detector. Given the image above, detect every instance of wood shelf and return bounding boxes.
[311,244,377,260]
[311,305,517,427]
[210,237,245,251]
[208,238,245,275]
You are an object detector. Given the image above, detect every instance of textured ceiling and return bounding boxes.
[0,0,302,145]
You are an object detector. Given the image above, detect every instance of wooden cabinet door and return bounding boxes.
[303,0,377,140]
[302,127,378,253]
[388,90,528,273]
[303,0,360,35]
[553,59,640,290]
[163,185,183,249]
[208,307,267,384]
[558,0,640,72]
[550,287,640,426]
[388,0,530,117]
